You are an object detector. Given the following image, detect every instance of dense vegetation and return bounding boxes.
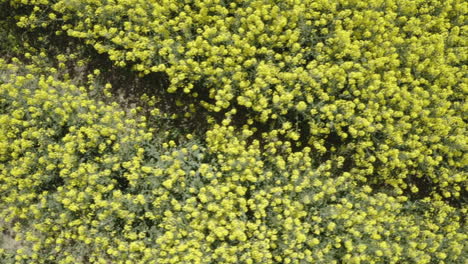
[0,0,466,263]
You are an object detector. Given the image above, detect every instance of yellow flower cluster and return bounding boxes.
[1,0,467,263]
[9,0,466,200]
[1,54,467,263]
[0,56,163,262]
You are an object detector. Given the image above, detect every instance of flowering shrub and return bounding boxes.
[0,0,467,263]
[0,56,466,263]
[6,0,466,201]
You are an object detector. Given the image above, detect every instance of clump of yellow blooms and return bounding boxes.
[7,0,466,199]
[0,56,466,263]
[1,0,467,263]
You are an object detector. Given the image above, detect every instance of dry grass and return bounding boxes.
[0,220,22,255]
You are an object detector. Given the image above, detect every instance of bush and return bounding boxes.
[0,0,467,263]
[0,56,466,263]
[7,0,467,201]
